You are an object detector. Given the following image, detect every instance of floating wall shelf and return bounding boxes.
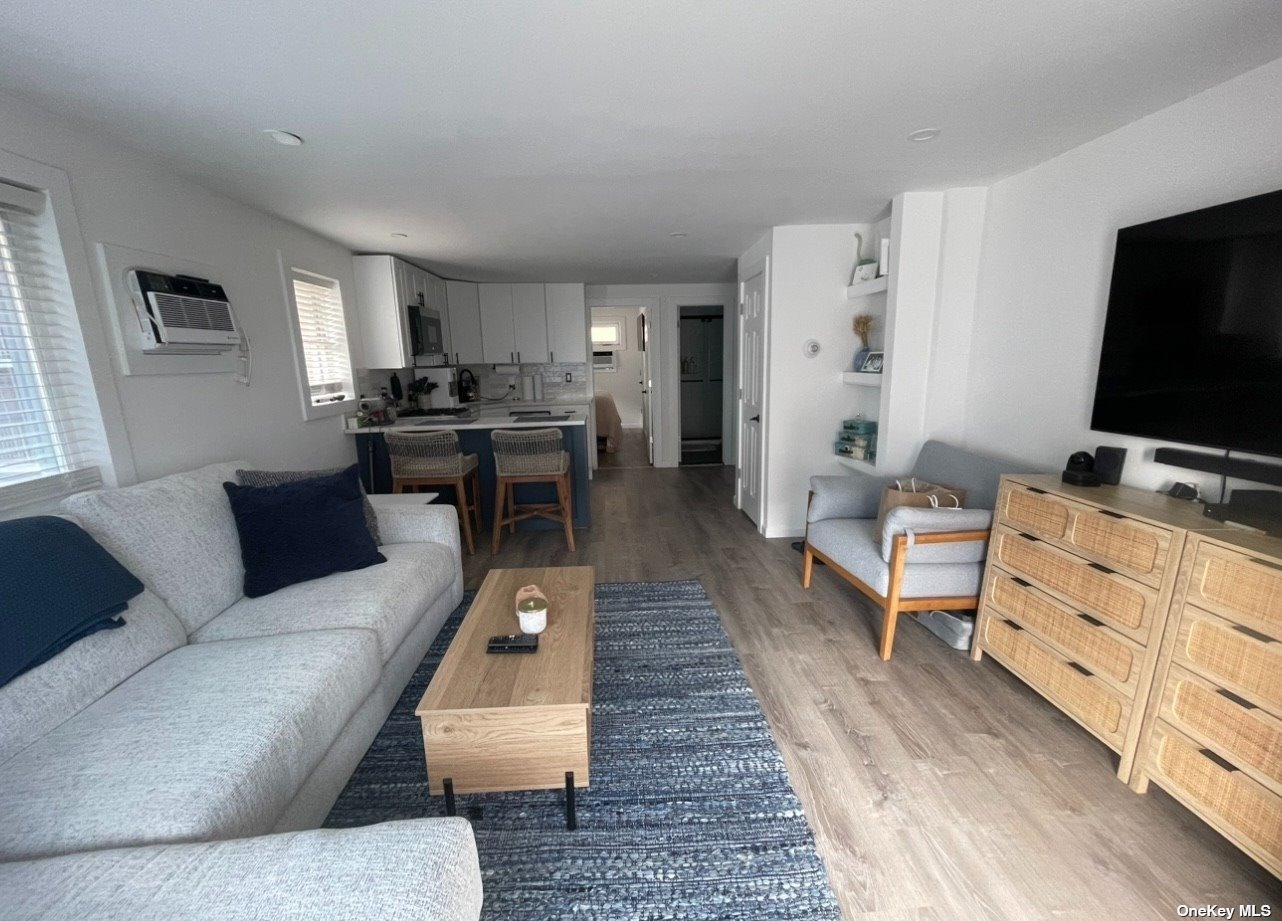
[844,276,888,299]
[835,454,877,474]
[841,371,883,387]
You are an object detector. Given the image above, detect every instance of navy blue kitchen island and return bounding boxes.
[349,414,591,532]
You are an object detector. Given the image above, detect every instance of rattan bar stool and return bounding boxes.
[386,430,483,555]
[490,427,574,554]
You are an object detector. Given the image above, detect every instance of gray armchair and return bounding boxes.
[802,440,1025,660]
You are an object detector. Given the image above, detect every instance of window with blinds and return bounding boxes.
[0,179,105,512]
[290,270,355,414]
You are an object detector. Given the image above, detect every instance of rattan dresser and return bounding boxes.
[1130,528,1282,878]
[972,474,1215,783]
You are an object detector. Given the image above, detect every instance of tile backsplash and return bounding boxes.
[358,362,590,404]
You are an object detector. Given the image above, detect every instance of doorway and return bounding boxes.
[678,306,726,465]
[737,268,766,527]
[590,306,650,469]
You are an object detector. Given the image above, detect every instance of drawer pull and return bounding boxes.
[1200,748,1240,773]
[1215,687,1258,710]
[1248,556,1282,573]
[1098,510,1126,519]
[1078,613,1105,628]
[1017,531,1038,542]
[1025,487,1048,495]
[1067,661,1094,677]
[1011,576,1032,588]
[1006,619,1025,631]
[1232,623,1276,644]
[1088,561,1115,575]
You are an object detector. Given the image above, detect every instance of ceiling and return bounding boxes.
[3,1,1281,283]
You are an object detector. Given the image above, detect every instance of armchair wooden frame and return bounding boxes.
[800,491,989,661]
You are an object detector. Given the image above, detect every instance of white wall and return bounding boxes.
[0,91,360,486]
[586,283,736,468]
[964,57,1282,497]
[763,224,873,537]
[590,307,643,426]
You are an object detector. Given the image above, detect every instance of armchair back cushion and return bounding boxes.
[911,440,1020,511]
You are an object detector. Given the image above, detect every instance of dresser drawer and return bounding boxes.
[1173,605,1282,713]
[1000,483,1173,588]
[992,526,1159,643]
[1159,665,1282,796]
[982,615,1128,750]
[986,567,1140,695]
[1147,721,1282,877]
[1184,542,1282,641]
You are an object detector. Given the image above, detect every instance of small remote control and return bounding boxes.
[487,633,538,654]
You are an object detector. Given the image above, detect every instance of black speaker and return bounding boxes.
[1094,446,1127,486]
[1062,451,1100,487]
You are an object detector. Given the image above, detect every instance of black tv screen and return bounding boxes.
[1091,188,1282,458]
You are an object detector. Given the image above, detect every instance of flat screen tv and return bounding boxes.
[1091,188,1282,458]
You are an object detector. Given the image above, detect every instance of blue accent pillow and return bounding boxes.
[0,516,143,687]
[222,464,386,598]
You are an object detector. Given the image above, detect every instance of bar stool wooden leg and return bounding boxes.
[452,476,474,555]
[392,479,404,494]
[558,470,575,552]
[506,482,516,534]
[470,469,483,532]
[492,475,507,554]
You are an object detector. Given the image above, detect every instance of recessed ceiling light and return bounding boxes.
[668,232,687,238]
[262,129,304,147]
[907,128,941,143]
[390,232,409,238]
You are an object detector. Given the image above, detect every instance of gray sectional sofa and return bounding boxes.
[0,462,482,920]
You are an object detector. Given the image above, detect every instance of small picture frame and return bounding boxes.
[856,350,884,374]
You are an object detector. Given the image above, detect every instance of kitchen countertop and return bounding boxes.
[346,403,589,435]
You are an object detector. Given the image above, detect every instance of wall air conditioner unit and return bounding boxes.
[126,269,241,354]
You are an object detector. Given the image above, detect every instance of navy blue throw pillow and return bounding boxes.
[222,464,386,598]
[0,516,143,687]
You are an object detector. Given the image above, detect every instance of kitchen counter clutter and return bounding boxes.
[346,403,590,434]
[350,404,592,533]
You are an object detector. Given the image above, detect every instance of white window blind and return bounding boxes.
[0,180,104,511]
[290,270,355,409]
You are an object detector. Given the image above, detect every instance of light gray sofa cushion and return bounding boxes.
[807,518,983,598]
[0,818,483,921]
[368,496,463,559]
[0,629,381,861]
[61,462,247,634]
[193,542,458,662]
[879,506,995,564]
[0,590,186,767]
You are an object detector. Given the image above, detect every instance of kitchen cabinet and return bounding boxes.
[512,283,548,363]
[353,254,448,369]
[545,283,587,363]
[445,280,483,366]
[478,284,517,363]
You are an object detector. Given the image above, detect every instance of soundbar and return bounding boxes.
[1152,447,1282,488]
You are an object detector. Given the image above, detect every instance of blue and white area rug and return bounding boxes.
[325,580,841,919]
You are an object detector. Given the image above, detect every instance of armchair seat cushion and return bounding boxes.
[807,519,983,599]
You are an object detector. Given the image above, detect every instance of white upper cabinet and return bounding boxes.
[445,281,483,366]
[545,283,587,363]
[478,284,517,363]
[354,254,451,368]
[511,283,548,363]
[353,254,410,369]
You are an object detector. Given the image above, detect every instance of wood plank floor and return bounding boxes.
[463,446,1281,918]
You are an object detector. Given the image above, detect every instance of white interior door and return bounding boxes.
[640,309,653,463]
[737,269,766,526]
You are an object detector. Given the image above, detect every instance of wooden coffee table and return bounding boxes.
[415,566,595,828]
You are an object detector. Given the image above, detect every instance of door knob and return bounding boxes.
[750,414,761,423]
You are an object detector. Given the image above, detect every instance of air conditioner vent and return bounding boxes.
[152,293,236,332]
[126,268,241,354]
